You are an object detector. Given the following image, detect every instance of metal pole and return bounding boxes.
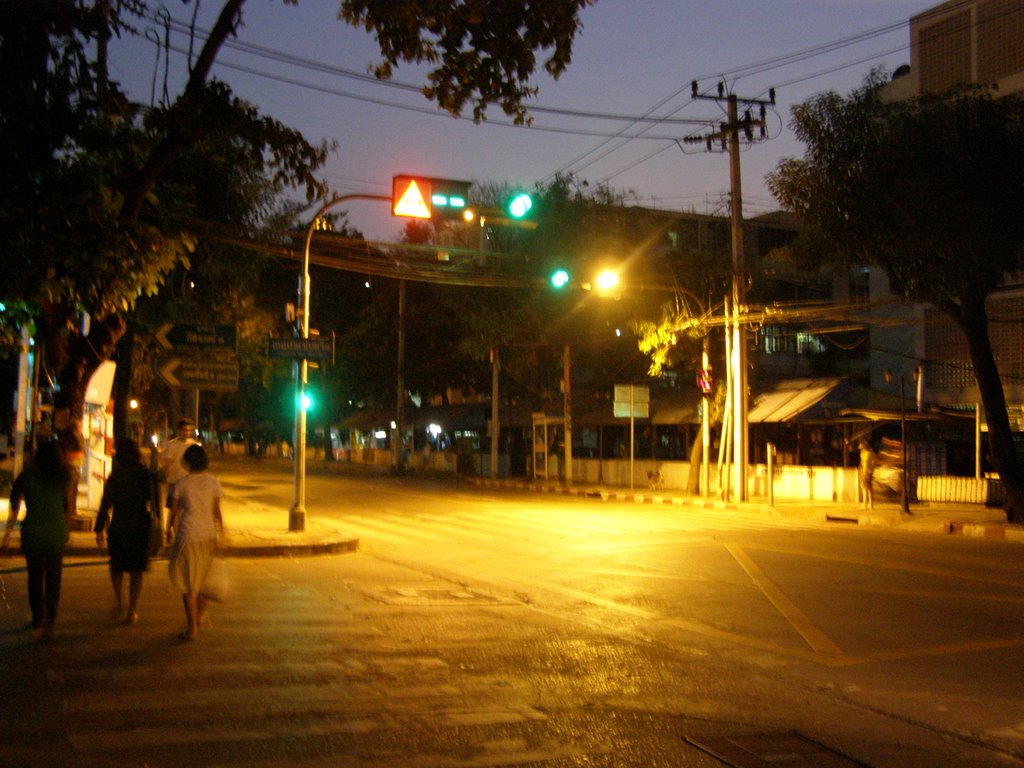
[767,442,775,510]
[701,338,710,498]
[490,347,499,478]
[629,385,635,491]
[394,278,405,471]
[563,343,573,485]
[900,376,909,513]
[975,402,982,480]
[727,94,749,503]
[292,194,390,532]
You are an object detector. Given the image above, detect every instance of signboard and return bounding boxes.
[156,323,236,353]
[392,175,471,219]
[268,336,335,362]
[158,357,239,392]
[613,384,650,418]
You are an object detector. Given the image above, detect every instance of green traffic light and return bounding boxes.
[299,392,314,411]
[551,269,570,289]
[507,192,533,219]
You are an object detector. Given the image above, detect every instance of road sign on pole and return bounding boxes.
[268,336,335,362]
[155,323,237,353]
[614,384,650,491]
[157,357,239,392]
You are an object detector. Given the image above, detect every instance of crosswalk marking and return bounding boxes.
[338,500,821,551]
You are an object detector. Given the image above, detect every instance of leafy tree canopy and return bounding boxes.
[0,0,594,440]
[338,0,596,123]
[767,71,1024,520]
[768,71,1024,311]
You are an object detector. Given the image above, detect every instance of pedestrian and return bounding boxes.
[166,444,224,641]
[0,440,73,641]
[858,440,876,510]
[95,438,156,624]
[160,418,197,512]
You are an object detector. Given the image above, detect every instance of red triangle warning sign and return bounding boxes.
[392,177,432,218]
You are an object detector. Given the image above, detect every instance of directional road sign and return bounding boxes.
[268,336,335,362]
[158,357,239,392]
[155,323,237,353]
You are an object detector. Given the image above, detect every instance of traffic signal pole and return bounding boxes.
[292,194,389,532]
[563,344,573,486]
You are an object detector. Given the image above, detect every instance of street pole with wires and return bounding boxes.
[686,81,775,502]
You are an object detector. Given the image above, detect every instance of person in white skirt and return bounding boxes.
[166,444,224,640]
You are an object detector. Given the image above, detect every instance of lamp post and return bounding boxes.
[884,368,916,514]
[291,194,389,532]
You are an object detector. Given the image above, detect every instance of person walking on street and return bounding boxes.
[0,441,73,641]
[166,444,224,641]
[858,440,877,510]
[95,439,156,625]
[161,418,197,511]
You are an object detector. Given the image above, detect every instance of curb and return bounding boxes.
[470,477,741,510]
[13,534,361,560]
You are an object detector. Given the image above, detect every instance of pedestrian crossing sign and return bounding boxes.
[392,176,432,219]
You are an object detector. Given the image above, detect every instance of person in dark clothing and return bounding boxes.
[95,439,156,624]
[0,440,73,640]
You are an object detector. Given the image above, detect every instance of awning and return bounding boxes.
[748,378,845,423]
[839,408,940,422]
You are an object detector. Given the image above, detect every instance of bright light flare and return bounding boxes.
[595,270,619,292]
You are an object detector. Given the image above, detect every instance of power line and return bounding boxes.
[122,1,1009,217]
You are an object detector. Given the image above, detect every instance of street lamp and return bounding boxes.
[291,193,389,532]
[884,368,919,514]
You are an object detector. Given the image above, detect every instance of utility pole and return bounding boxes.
[563,343,573,485]
[490,347,499,479]
[687,81,774,502]
[395,278,406,472]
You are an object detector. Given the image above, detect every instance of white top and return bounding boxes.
[173,471,223,543]
[163,437,198,485]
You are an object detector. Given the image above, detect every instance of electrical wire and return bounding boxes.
[125,1,1016,218]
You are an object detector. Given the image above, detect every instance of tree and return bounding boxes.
[766,72,1024,521]
[1,0,594,461]
[339,0,595,124]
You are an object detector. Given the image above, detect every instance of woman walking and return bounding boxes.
[0,441,73,641]
[166,444,224,640]
[95,439,156,624]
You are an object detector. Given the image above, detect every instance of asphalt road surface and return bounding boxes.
[1,459,1022,767]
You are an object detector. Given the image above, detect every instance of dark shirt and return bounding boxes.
[12,467,69,554]
[96,462,153,538]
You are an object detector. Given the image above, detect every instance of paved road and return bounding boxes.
[2,462,1024,767]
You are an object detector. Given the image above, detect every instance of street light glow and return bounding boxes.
[595,269,619,292]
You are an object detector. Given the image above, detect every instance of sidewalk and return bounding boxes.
[0,495,361,559]
[467,476,1024,542]
[1,473,1021,560]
